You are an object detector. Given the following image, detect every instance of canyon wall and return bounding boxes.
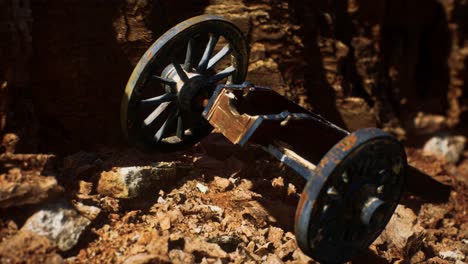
[1,0,467,152]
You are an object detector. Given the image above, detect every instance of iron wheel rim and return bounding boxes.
[295,128,407,263]
[121,15,249,150]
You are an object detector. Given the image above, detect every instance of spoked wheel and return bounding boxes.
[295,128,407,263]
[121,15,249,150]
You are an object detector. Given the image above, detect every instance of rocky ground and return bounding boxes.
[0,131,466,264]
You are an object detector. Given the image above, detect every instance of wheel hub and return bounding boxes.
[347,181,387,226]
[361,196,386,226]
[162,64,213,112]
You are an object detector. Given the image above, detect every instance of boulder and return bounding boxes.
[97,162,192,199]
[21,201,92,251]
[423,134,466,163]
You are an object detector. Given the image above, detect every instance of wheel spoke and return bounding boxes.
[208,65,236,83]
[176,113,184,139]
[183,38,194,71]
[151,75,177,86]
[207,44,232,70]
[154,108,178,142]
[143,101,172,127]
[140,93,176,107]
[173,62,189,82]
[198,34,219,72]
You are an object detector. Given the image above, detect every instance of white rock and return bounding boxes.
[131,234,140,242]
[440,250,465,261]
[229,177,239,185]
[208,205,223,213]
[196,183,209,194]
[423,134,466,163]
[157,196,166,204]
[193,226,202,234]
[21,201,91,251]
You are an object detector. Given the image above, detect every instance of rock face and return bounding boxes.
[0,168,62,208]
[336,97,377,131]
[411,113,447,135]
[97,162,192,199]
[21,202,92,251]
[0,231,63,264]
[0,0,466,153]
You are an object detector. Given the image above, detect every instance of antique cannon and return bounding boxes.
[120,15,407,263]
